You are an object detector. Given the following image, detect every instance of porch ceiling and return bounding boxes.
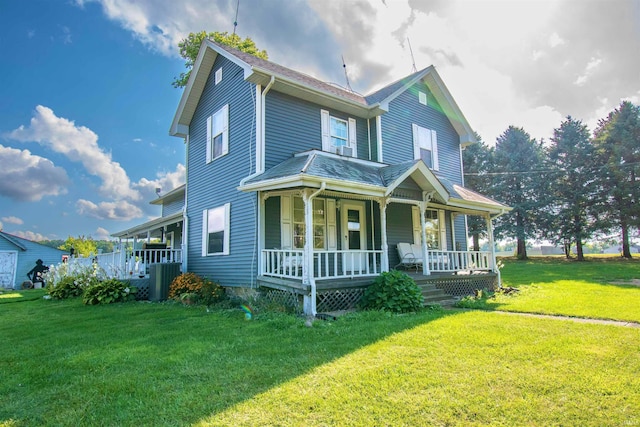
[111,211,183,239]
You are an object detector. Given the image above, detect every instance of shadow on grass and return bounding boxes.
[0,297,462,426]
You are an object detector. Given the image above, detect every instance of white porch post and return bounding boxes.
[419,201,431,275]
[257,192,265,284]
[379,197,389,272]
[302,189,316,316]
[485,213,500,286]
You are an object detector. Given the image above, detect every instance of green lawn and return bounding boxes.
[1,258,639,426]
[488,256,640,322]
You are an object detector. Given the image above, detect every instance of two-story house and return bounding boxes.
[163,40,508,315]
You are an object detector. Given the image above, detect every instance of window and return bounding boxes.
[330,117,348,149]
[202,203,230,255]
[424,209,441,249]
[419,91,427,105]
[321,110,357,156]
[412,124,439,170]
[412,206,447,250]
[292,197,326,249]
[214,68,222,84]
[206,105,229,163]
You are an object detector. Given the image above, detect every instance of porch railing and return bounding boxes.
[261,249,383,280]
[427,250,492,273]
[261,249,492,280]
[68,249,182,279]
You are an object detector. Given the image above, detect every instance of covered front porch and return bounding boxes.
[239,150,509,315]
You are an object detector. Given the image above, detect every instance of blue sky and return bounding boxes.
[1,0,638,242]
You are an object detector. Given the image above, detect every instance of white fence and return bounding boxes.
[69,249,182,279]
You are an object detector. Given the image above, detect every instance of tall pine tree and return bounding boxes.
[491,126,548,259]
[462,134,493,251]
[593,101,640,258]
[546,116,596,260]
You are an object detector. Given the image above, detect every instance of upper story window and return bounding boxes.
[202,203,230,256]
[206,104,229,163]
[214,68,223,85]
[321,110,357,157]
[412,124,439,171]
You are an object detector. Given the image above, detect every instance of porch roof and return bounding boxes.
[238,150,509,214]
[111,211,183,239]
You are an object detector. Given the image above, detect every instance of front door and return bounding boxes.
[341,201,367,274]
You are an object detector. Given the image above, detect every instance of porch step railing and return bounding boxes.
[427,250,492,273]
[261,249,383,280]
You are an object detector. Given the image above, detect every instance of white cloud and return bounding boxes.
[133,163,186,203]
[1,216,23,225]
[0,144,69,201]
[7,105,140,201]
[548,32,565,48]
[78,0,640,146]
[76,199,143,221]
[94,227,112,240]
[11,230,49,241]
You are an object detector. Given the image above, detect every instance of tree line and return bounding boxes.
[463,101,640,260]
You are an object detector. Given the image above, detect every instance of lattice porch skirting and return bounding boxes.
[427,274,497,297]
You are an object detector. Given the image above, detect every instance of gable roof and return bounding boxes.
[0,231,27,251]
[170,40,477,145]
[238,150,508,214]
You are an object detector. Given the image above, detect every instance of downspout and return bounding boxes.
[305,182,326,317]
[239,76,275,186]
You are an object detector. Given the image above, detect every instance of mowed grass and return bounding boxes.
[487,256,640,322]
[1,257,639,426]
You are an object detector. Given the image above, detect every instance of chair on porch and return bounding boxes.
[395,243,423,272]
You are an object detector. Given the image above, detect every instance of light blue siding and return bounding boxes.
[0,233,66,289]
[162,198,184,217]
[380,82,464,185]
[264,91,371,168]
[186,55,258,287]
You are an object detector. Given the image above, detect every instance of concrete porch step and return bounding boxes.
[418,283,456,307]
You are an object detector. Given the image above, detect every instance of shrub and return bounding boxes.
[82,279,137,305]
[168,272,225,306]
[46,276,86,299]
[44,262,107,300]
[359,270,424,313]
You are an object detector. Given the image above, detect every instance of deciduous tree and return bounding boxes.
[172,31,268,88]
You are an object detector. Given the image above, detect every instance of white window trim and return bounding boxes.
[202,203,230,256]
[214,68,223,85]
[412,207,447,250]
[281,195,336,250]
[321,109,358,157]
[419,91,427,105]
[206,104,229,163]
[412,123,439,171]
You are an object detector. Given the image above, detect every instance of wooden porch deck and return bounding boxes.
[257,270,498,313]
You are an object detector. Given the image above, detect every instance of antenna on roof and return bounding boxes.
[232,0,240,36]
[407,37,417,73]
[341,55,353,92]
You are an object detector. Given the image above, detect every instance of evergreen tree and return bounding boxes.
[173,31,268,88]
[546,116,596,260]
[491,126,548,260]
[593,101,640,258]
[462,134,493,251]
